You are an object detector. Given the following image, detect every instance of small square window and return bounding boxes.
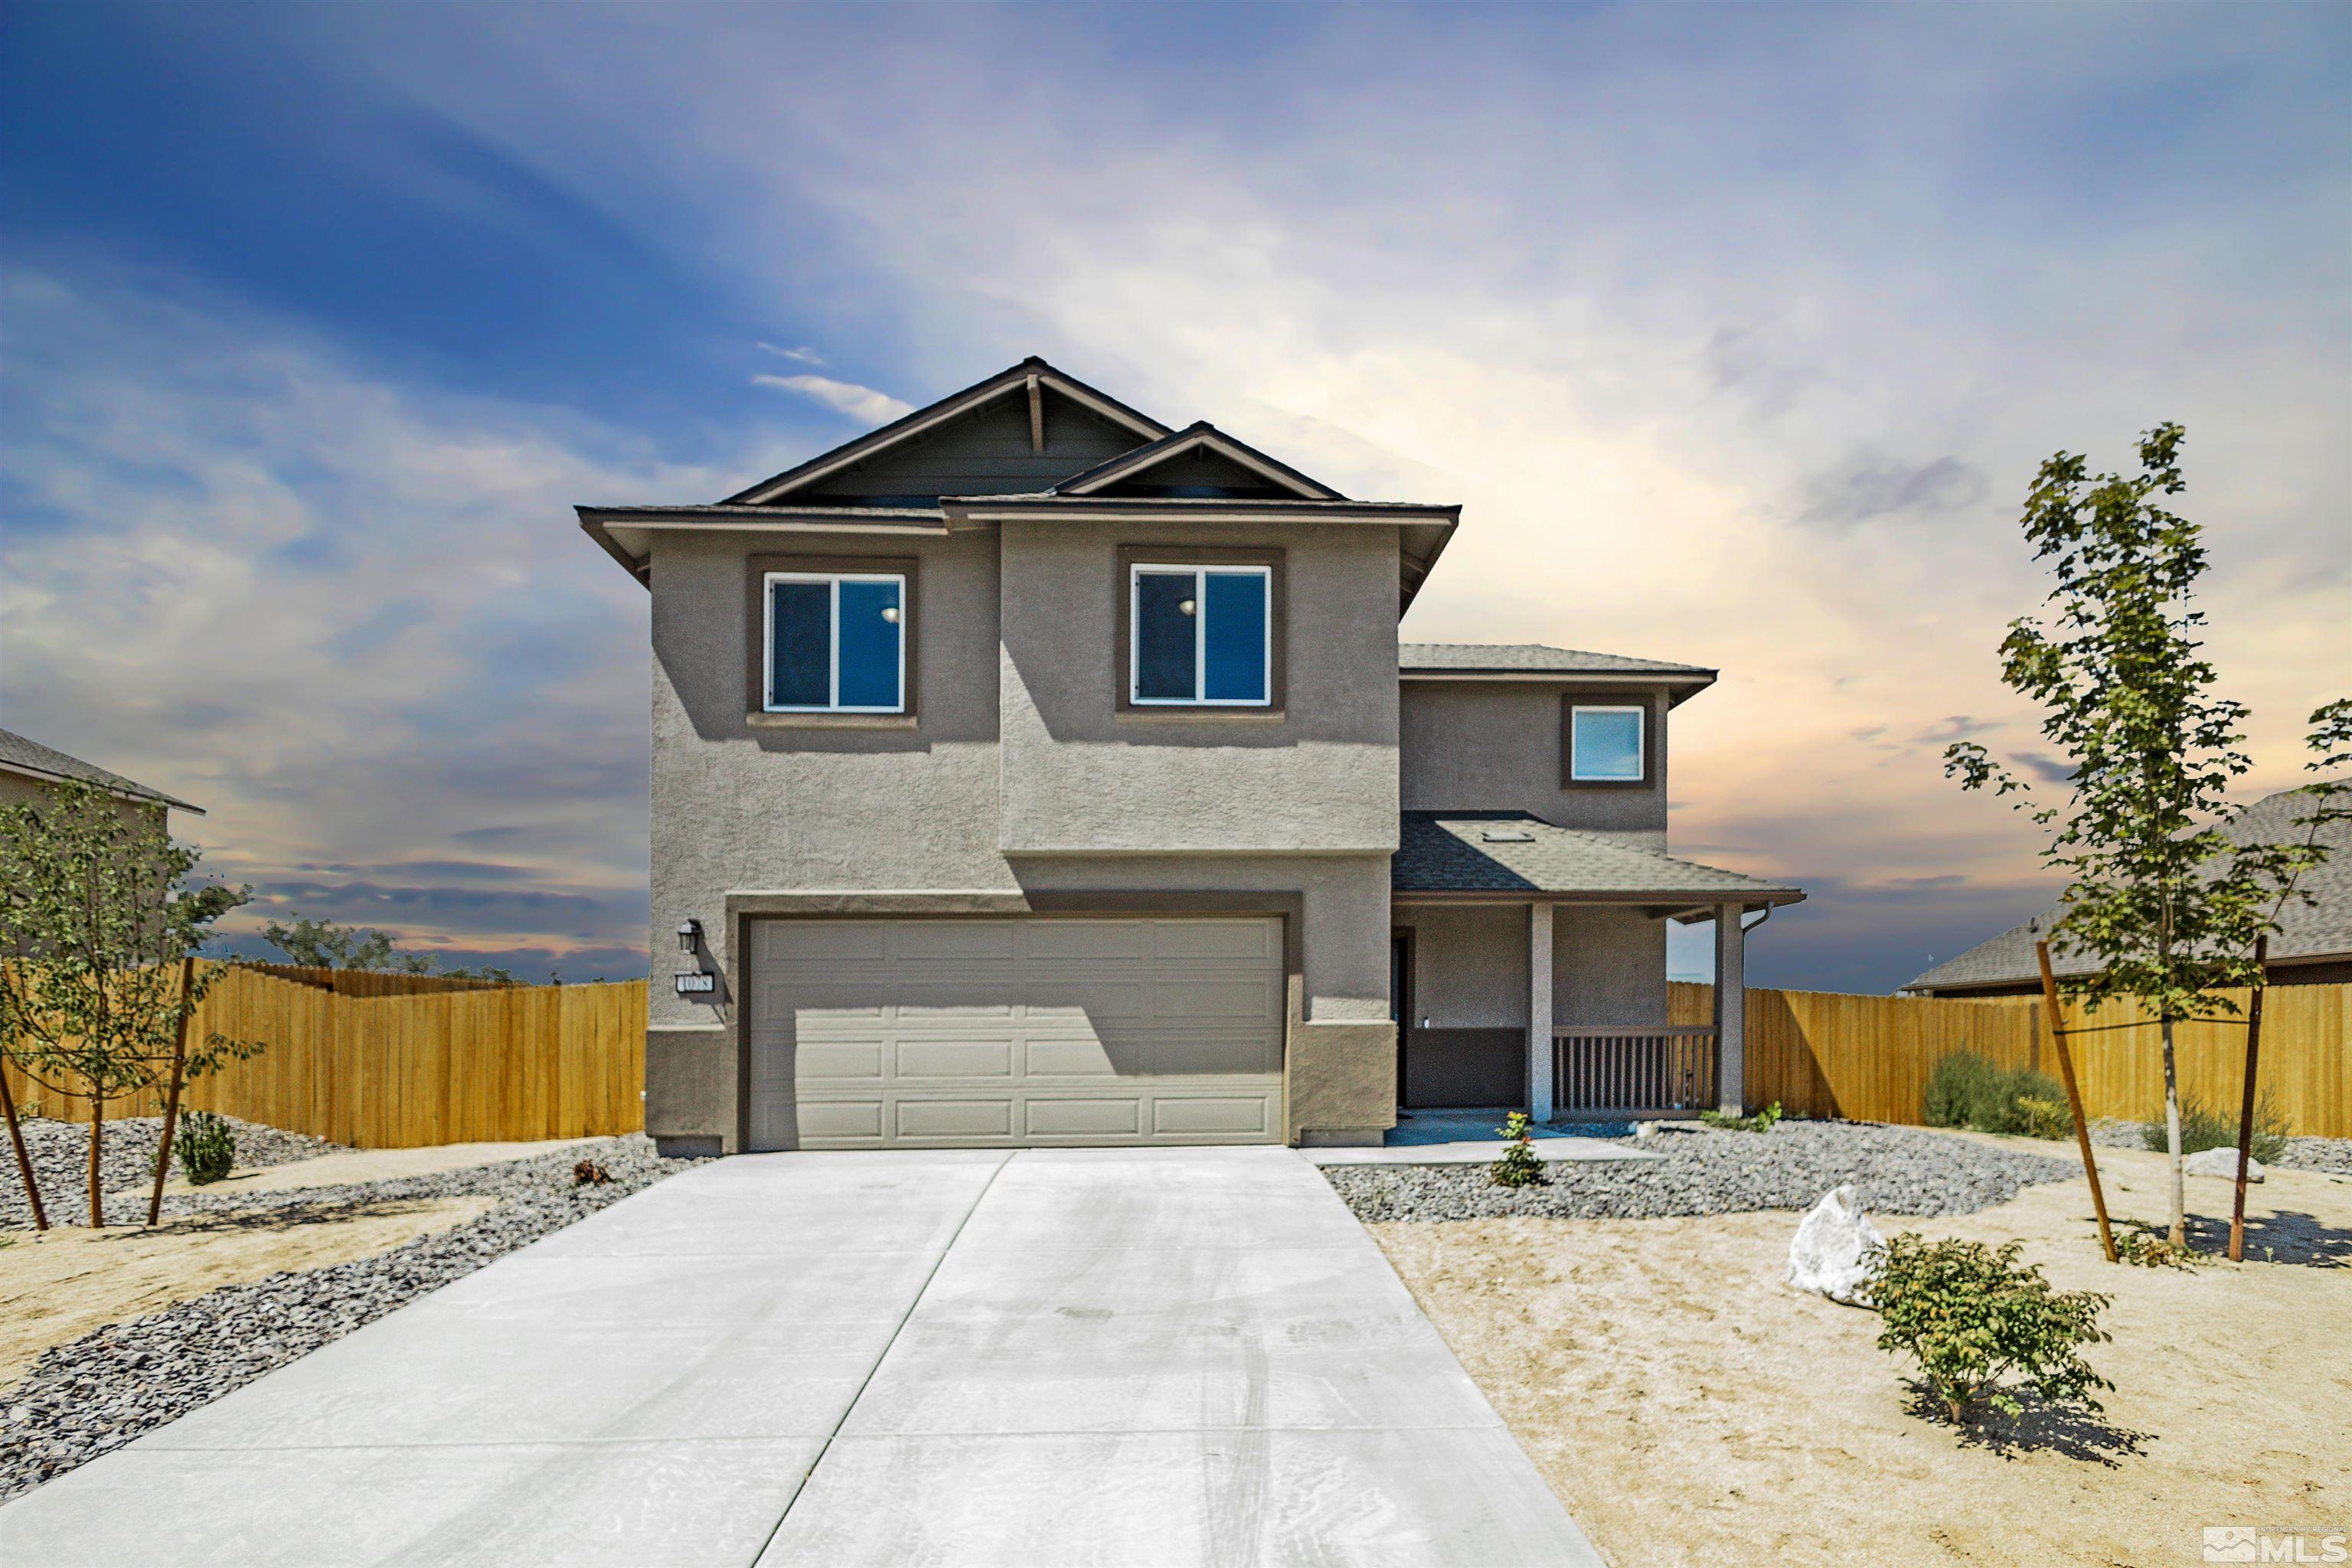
[1129,564,1271,706]
[1570,704,1645,782]
[764,571,905,713]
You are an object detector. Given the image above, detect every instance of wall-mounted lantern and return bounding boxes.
[677,918,703,954]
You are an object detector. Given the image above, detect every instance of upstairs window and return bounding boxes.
[1568,704,1645,782]
[1129,564,1271,706]
[764,571,905,712]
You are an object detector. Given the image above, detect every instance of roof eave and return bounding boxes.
[0,758,202,815]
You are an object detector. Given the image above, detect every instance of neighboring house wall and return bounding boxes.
[1399,682,1668,847]
[0,769,168,833]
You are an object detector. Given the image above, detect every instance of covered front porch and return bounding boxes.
[1390,812,1805,1122]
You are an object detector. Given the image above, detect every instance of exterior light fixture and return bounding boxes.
[880,606,900,623]
[676,918,702,953]
[1179,599,1197,616]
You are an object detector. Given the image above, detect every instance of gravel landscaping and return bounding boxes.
[1324,1119,2077,1224]
[2,1115,344,1231]
[0,1131,701,1503]
[2087,1116,2352,1176]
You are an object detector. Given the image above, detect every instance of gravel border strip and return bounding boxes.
[2,1116,345,1231]
[2087,1117,2352,1177]
[1324,1119,2078,1225]
[0,1133,702,1504]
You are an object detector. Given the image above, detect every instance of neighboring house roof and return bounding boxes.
[1393,811,1802,914]
[0,728,202,814]
[1902,782,2352,993]
[722,357,1173,506]
[1050,422,1344,501]
[1400,643,1718,704]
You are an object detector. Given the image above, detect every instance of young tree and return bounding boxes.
[0,779,261,1227]
[1947,423,2344,1248]
[263,913,514,985]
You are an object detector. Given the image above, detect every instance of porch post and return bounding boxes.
[1528,900,1554,1123]
[1714,903,1746,1115]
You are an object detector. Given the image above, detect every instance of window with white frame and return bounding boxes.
[1569,704,1645,782]
[1129,564,1272,705]
[763,570,905,712]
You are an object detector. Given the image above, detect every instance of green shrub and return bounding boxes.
[1700,1099,1784,1133]
[1490,1112,1543,1187]
[174,1111,237,1185]
[2015,1096,2074,1142]
[1923,1050,2068,1137]
[2141,1091,2288,1165]
[1870,1233,2112,1424]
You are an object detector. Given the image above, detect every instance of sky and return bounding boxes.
[2,2,2346,991]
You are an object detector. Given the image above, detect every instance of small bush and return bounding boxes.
[1924,1050,2068,1137]
[2141,1091,2288,1165]
[2115,1228,2202,1269]
[1870,1233,2112,1424]
[1700,1099,1784,1133]
[175,1112,237,1185]
[572,1159,612,1187]
[2015,1096,2074,1142]
[1490,1112,1542,1187]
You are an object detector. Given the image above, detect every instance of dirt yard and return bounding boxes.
[1372,1134,2352,1567]
[0,1195,495,1386]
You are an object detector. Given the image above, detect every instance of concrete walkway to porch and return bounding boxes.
[1304,1108,1665,1167]
[0,1146,1606,1568]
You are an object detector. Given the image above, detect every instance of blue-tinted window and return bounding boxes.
[769,580,831,709]
[1202,571,1267,702]
[836,579,902,709]
[1571,706,1644,781]
[1131,564,1271,705]
[1135,570,1196,701]
[765,573,904,711]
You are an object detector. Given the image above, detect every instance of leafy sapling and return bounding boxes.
[1491,1111,1543,1187]
[1870,1234,2113,1425]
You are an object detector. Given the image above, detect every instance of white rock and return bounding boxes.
[2184,1145,2264,1182]
[1785,1184,1885,1305]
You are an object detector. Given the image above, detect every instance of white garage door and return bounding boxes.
[746,916,1286,1150]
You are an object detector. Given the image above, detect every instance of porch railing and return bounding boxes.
[1553,1025,1718,1116]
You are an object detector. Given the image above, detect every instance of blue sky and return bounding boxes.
[3,1,2347,988]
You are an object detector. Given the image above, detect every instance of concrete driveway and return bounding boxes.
[0,1148,1604,1567]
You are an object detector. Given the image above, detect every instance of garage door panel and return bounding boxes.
[897,1099,1014,1139]
[894,1040,1015,1080]
[747,917,1283,1150]
[1024,923,1151,961]
[895,923,1020,962]
[1148,920,1279,962]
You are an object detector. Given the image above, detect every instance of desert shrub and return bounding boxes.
[1924,1050,2068,1137]
[1700,1099,1784,1133]
[174,1111,237,1185]
[2016,1096,2073,1142]
[1490,1112,1542,1187]
[572,1158,611,1186]
[2141,1091,2288,1165]
[1870,1233,2112,1424]
[2115,1228,2202,1269]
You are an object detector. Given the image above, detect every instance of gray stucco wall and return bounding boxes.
[998,518,1400,854]
[1552,903,1668,1026]
[1399,683,1669,847]
[642,518,1408,1150]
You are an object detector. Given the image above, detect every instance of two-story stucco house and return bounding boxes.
[580,359,1801,1156]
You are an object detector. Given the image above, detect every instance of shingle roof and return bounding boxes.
[1903,782,2352,991]
[1400,643,1714,678]
[0,728,201,812]
[1393,812,1802,903]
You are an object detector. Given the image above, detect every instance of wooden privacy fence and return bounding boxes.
[1669,980,2351,1138]
[3,965,648,1148]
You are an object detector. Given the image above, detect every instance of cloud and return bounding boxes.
[2011,752,2077,784]
[756,342,825,366]
[0,259,730,977]
[1798,452,1988,531]
[751,372,914,424]
[1911,717,2003,746]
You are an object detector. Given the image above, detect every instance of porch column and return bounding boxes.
[1528,900,1554,1122]
[1714,903,1746,1115]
